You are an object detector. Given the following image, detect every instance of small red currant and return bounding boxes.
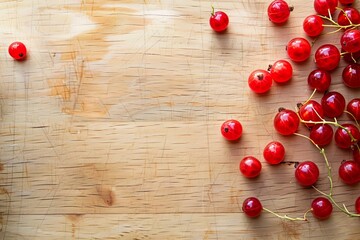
[242,197,263,218]
[314,44,340,71]
[314,0,338,16]
[342,63,360,88]
[267,0,292,24]
[303,15,324,37]
[286,37,312,62]
[298,100,324,127]
[355,196,360,214]
[248,69,273,94]
[263,141,285,165]
[221,119,243,141]
[347,98,360,120]
[274,108,300,135]
[269,60,293,83]
[341,29,360,53]
[342,48,360,63]
[309,124,334,147]
[295,161,320,187]
[307,69,331,92]
[209,7,229,32]
[8,41,27,61]
[338,7,360,27]
[338,160,360,185]
[334,123,360,149]
[321,91,346,118]
[311,197,333,220]
[239,156,262,178]
[353,148,360,164]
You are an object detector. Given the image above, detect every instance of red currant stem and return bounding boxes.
[263,207,308,221]
[302,89,317,106]
[337,7,354,25]
[211,5,215,16]
[344,110,360,128]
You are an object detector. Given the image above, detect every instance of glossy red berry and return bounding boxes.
[239,156,262,178]
[309,124,334,147]
[338,7,360,27]
[307,69,331,92]
[303,15,324,37]
[353,148,360,165]
[263,141,285,165]
[314,0,338,16]
[338,160,360,185]
[334,124,360,149]
[286,37,312,62]
[221,119,243,141]
[339,0,354,4]
[209,8,229,32]
[314,44,340,71]
[269,60,293,83]
[274,108,300,135]
[311,197,333,220]
[295,161,320,187]
[342,48,360,63]
[242,197,263,218]
[347,98,360,120]
[341,29,360,53]
[248,69,273,94]
[267,0,292,24]
[8,41,27,60]
[321,91,346,118]
[299,100,324,127]
[355,196,360,214]
[342,64,360,88]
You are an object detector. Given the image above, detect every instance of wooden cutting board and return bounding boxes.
[0,0,359,239]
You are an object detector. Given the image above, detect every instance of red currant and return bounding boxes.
[263,141,285,165]
[338,160,360,185]
[334,123,360,149]
[303,15,324,37]
[8,41,27,61]
[221,119,243,141]
[341,29,360,53]
[321,91,346,118]
[311,197,333,220]
[342,63,360,88]
[267,0,292,24]
[274,108,300,135]
[339,0,354,4]
[342,48,360,63]
[307,69,331,92]
[338,7,360,27]
[356,196,360,214]
[269,60,293,83]
[309,124,334,147]
[242,197,263,218]
[353,148,360,165]
[286,37,312,62]
[314,44,341,71]
[209,8,229,32]
[347,98,360,120]
[314,0,338,16]
[299,100,324,127]
[248,69,273,94]
[295,161,320,187]
[239,156,262,178]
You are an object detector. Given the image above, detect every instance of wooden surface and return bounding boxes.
[0,0,359,239]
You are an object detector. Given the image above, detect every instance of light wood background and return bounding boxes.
[0,0,359,239]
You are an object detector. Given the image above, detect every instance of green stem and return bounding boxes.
[263,207,309,221]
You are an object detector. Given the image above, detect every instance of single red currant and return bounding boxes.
[334,124,360,149]
[341,29,360,53]
[267,0,292,24]
[307,69,331,92]
[269,60,293,83]
[338,7,360,27]
[248,69,273,94]
[209,7,229,32]
[295,161,320,187]
[342,63,360,88]
[342,48,360,63]
[242,197,263,218]
[355,196,360,214]
[299,100,324,127]
[286,37,312,62]
[274,108,300,135]
[311,197,333,220]
[314,44,340,71]
[263,141,285,165]
[321,91,346,118]
[303,15,324,37]
[338,160,360,185]
[8,41,27,61]
[353,147,360,165]
[339,0,354,4]
[309,124,334,147]
[314,0,338,16]
[221,119,243,141]
[239,156,262,178]
[347,98,360,120]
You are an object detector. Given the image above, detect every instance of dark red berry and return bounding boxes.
[239,156,262,178]
[274,109,300,135]
[342,63,360,88]
[310,124,334,147]
[263,141,286,165]
[242,197,263,218]
[307,69,331,92]
[295,161,320,187]
[338,160,360,185]
[311,197,333,220]
[347,98,360,120]
[321,91,346,118]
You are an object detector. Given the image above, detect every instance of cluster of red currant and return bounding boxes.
[216,0,360,221]
[7,41,27,61]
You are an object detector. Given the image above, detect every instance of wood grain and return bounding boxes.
[0,0,359,239]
